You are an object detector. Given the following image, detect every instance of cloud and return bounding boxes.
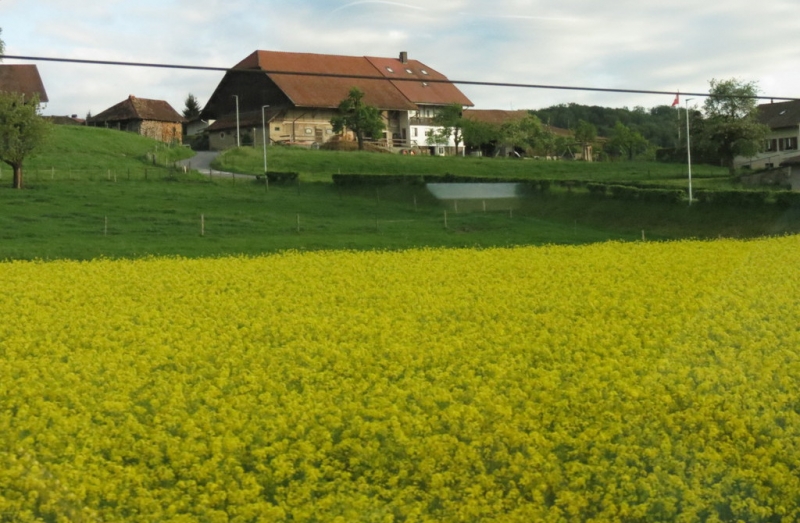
[2,0,799,116]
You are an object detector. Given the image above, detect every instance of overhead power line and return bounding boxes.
[3,54,799,102]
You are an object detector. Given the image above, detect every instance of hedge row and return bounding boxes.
[694,190,769,206]
[263,171,299,184]
[329,174,800,207]
[331,174,551,192]
[586,183,685,203]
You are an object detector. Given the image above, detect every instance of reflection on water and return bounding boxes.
[426,183,521,200]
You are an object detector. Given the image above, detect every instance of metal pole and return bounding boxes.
[685,98,694,205]
[262,105,269,175]
[233,95,240,147]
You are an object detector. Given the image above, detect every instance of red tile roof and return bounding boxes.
[464,109,572,136]
[234,51,472,110]
[91,95,185,123]
[0,65,49,102]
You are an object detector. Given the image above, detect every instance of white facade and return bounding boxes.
[406,105,458,152]
[737,125,800,169]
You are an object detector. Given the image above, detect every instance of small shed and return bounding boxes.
[88,95,185,144]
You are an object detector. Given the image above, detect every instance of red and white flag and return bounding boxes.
[671,92,680,107]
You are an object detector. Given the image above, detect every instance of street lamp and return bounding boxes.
[685,98,694,205]
[232,95,240,147]
[261,105,270,175]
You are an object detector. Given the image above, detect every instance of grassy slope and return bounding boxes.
[19,125,194,180]
[1,126,797,261]
[214,145,732,184]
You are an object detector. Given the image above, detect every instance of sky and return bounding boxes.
[2,0,799,117]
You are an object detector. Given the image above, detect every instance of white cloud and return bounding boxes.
[1,0,798,116]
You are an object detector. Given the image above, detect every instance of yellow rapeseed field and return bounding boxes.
[1,237,799,522]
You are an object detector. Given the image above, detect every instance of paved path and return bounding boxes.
[178,151,252,179]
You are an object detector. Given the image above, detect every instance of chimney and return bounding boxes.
[399,51,408,64]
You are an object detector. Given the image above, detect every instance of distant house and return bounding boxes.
[200,50,473,152]
[88,95,185,144]
[0,64,49,103]
[736,100,800,170]
[46,115,86,126]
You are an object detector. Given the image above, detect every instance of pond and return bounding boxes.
[426,182,522,200]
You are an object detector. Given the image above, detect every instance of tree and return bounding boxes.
[574,120,597,161]
[702,78,769,175]
[183,93,201,120]
[462,118,501,156]
[499,114,543,154]
[606,121,650,160]
[431,103,465,155]
[0,92,51,189]
[0,28,5,59]
[330,87,385,150]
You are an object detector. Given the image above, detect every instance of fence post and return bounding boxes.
[444,210,448,229]
[201,214,205,236]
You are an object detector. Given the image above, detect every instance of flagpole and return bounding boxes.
[685,98,694,205]
[676,90,681,143]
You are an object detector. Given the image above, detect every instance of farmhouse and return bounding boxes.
[88,95,185,144]
[737,100,800,170]
[0,64,49,102]
[200,50,473,152]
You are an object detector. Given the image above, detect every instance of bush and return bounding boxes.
[774,191,800,208]
[695,190,769,206]
[266,171,299,185]
[586,183,608,197]
[332,174,425,187]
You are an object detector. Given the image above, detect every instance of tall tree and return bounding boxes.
[574,120,597,161]
[331,87,385,150]
[702,78,769,175]
[607,121,650,160]
[182,93,201,120]
[0,28,5,59]
[500,114,543,154]
[0,92,51,189]
[462,118,501,156]
[431,103,465,155]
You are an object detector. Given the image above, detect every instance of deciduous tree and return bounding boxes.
[702,78,769,175]
[331,87,385,151]
[607,121,650,160]
[0,92,50,189]
[431,103,465,155]
[500,114,543,154]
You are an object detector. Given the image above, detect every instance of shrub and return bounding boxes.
[266,171,299,185]
[774,191,800,208]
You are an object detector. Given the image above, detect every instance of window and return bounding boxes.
[385,66,394,73]
[274,126,280,131]
[420,69,429,75]
[767,139,777,152]
[781,137,798,151]
[413,128,418,137]
[304,128,313,135]
[405,68,413,74]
